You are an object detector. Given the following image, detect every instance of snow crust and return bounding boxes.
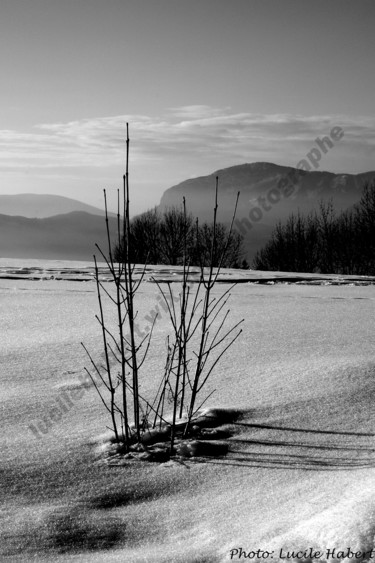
[1,260,375,562]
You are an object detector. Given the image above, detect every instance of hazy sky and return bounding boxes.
[1,0,374,214]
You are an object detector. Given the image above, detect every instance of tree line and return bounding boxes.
[114,206,246,268]
[253,181,375,275]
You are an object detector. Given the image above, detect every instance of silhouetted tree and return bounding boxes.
[253,212,319,272]
[355,182,375,273]
[159,206,195,265]
[316,200,338,273]
[193,222,244,268]
[335,209,358,274]
[133,208,161,264]
[114,208,161,264]
[253,181,375,275]
[114,206,245,268]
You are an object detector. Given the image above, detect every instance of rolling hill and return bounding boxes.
[1,164,375,262]
[0,211,117,261]
[0,194,107,219]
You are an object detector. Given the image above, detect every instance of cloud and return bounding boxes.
[0,108,374,179]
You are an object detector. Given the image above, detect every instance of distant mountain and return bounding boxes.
[0,211,117,261]
[0,194,107,218]
[2,164,375,262]
[159,163,375,261]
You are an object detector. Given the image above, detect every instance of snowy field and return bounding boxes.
[1,259,375,562]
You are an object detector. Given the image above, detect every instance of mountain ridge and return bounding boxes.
[2,163,375,262]
[159,163,375,260]
[0,211,117,261]
[0,194,108,219]
[160,162,375,209]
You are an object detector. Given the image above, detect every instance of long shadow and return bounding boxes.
[200,420,375,471]
[231,437,375,452]
[189,457,374,472]
[232,421,375,437]
[189,447,375,471]
[229,448,374,464]
[227,449,375,470]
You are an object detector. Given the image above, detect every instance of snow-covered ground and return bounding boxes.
[1,259,375,562]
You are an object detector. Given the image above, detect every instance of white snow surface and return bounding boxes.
[0,259,375,562]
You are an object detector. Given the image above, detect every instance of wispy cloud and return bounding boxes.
[0,107,374,177]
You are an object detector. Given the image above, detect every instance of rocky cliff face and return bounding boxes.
[158,163,375,261]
